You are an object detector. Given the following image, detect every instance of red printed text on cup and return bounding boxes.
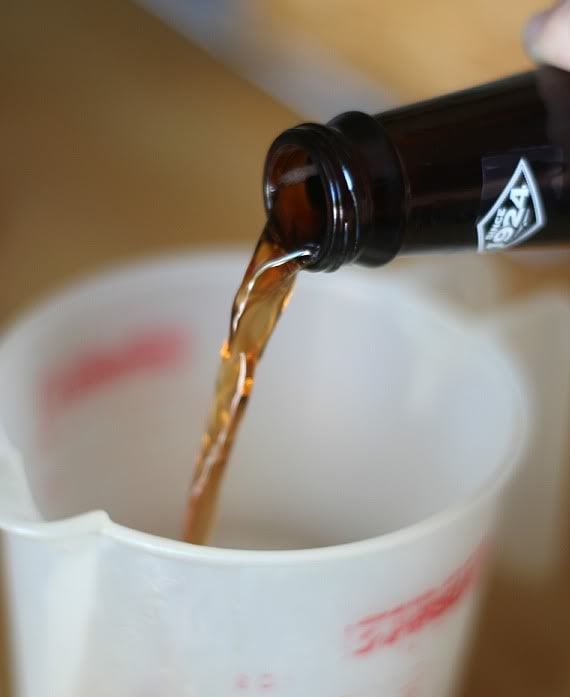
[346,543,487,656]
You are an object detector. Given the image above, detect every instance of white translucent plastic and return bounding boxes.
[0,253,530,697]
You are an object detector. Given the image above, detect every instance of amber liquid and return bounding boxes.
[182,225,310,544]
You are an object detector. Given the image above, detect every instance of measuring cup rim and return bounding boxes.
[0,251,532,565]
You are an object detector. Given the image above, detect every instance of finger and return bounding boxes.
[525,0,570,70]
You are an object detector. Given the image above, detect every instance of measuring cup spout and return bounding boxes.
[0,428,40,524]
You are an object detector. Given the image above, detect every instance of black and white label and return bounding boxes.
[477,157,546,251]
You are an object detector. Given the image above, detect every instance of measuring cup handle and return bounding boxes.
[0,426,39,524]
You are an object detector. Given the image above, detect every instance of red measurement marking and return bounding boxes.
[346,544,487,656]
[42,329,189,420]
[400,667,424,697]
[234,674,275,692]
[259,674,274,690]
[401,686,419,697]
[235,674,250,690]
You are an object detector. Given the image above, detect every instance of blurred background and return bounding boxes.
[0,1,569,695]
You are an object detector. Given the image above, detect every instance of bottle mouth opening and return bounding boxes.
[263,142,328,268]
[263,125,360,271]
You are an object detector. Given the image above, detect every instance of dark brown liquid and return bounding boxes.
[182,225,310,544]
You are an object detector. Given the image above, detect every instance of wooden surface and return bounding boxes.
[265,0,546,100]
[0,0,297,326]
[0,1,568,695]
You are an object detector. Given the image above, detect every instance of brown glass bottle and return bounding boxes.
[263,66,570,271]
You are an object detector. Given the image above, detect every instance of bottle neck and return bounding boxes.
[264,68,570,271]
[263,114,405,271]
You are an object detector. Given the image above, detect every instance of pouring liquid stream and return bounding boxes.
[182,224,311,544]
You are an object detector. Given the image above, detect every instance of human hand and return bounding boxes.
[525,1,570,69]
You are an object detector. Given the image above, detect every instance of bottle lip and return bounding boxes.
[263,123,362,272]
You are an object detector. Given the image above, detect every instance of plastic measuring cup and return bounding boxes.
[0,253,529,697]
